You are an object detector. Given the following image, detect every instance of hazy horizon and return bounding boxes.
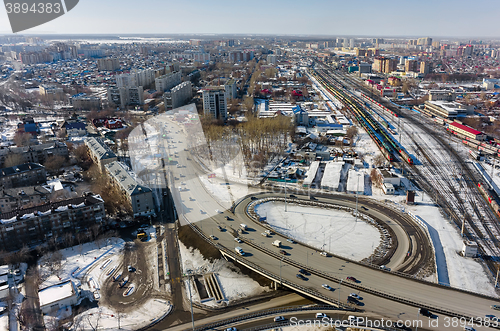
[1,0,500,39]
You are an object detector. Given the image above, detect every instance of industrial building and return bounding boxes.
[448,122,486,141]
[320,161,344,191]
[302,161,320,188]
[346,169,364,195]
[424,101,473,120]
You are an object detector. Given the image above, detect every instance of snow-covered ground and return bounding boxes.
[38,228,172,330]
[255,201,381,261]
[179,242,269,306]
[70,299,171,331]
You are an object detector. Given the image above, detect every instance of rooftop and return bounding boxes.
[85,137,117,160]
[39,280,76,308]
[0,163,45,179]
[105,161,151,196]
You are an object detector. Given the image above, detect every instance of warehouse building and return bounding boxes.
[448,121,486,141]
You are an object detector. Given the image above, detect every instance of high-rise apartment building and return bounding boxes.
[202,87,228,120]
[404,59,419,73]
[417,37,433,46]
[163,81,193,110]
[97,58,120,71]
[107,86,144,108]
[155,72,182,93]
[420,61,431,75]
[372,57,397,74]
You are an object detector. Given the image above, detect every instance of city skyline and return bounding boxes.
[1,0,500,38]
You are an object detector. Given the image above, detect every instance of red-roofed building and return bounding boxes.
[448,122,486,141]
[104,119,124,129]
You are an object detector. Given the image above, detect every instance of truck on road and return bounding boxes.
[272,240,281,247]
[240,224,248,230]
[235,247,244,256]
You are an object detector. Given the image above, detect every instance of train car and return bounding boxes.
[400,148,414,165]
[478,183,500,218]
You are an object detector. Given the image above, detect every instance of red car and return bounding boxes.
[346,276,358,282]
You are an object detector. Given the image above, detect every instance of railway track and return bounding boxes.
[326,67,500,279]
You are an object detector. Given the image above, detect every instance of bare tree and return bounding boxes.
[373,154,386,168]
[86,309,102,331]
[3,153,25,168]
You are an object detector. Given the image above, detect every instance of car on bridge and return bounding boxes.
[296,274,307,280]
[492,305,500,310]
[349,293,361,300]
[346,276,358,282]
[225,216,232,220]
[419,308,432,317]
[273,316,285,322]
[234,238,242,243]
[347,296,361,305]
[286,239,296,244]
[298,269,309,275]
[210,235,218,240]
[315,313,328,318]
[321,284,332,290]
[320,251,329,257]
[279,250,288,255]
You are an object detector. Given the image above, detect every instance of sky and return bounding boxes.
[1,0,500,38]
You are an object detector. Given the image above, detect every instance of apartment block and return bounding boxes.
[0,163,46,189]
[0,194,105,251]
[0,185,51,214]
[85,137,117,172]
[70,93,102,110]
[107,86,144,108]
[155,72,182,93]
[224,79,237,100]
[105,161,154,218]
[97,58,120,71]
[0,142,68,168]
[202,87,228,120]
[163,81,193,110]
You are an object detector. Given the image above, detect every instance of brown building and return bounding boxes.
[404,59,419,73]
[373,57,397,74]
[0,163,46,189]
[0,142,69,168]
[0,185,51,214]
[0,194,106,251]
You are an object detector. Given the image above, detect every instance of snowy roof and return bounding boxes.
[85,137,116,160]
[303,161,320,186]
[39,280,76,308]
[0,163,45,179]
[0,265,8,276]
[346,169,364,193]
[105,161,151,196]
[321,162,344,191]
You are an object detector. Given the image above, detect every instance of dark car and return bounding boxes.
[347,296,360,305]
[279,250,288,255]
[361,206,368,211]
[346,276,358,282]
[250,196,258,200]
[310,196,317,201]
[296,274,307,280]
[419,308,432,317]
[298,269,308,275]
[289,194,297,198]
[225,216,232,221]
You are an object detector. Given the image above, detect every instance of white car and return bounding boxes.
[210,235,218,240]
[320,251,328,257]
[273,316,285,322]
[234,238,242,243]
[215,209,223,214]
[315,313,327,318]
[321,284,331,290]
[349,293,361,300]
[127,265,134,272]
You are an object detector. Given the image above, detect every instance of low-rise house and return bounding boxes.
[39,280,80,314]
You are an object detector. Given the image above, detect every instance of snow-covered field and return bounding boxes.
[255,201,381,261]
[179,242,269,306]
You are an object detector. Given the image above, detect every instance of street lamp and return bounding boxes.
[338,279,343,307]
[186,270,195,331]
[279,256,285,286]
[355,173,361,222]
